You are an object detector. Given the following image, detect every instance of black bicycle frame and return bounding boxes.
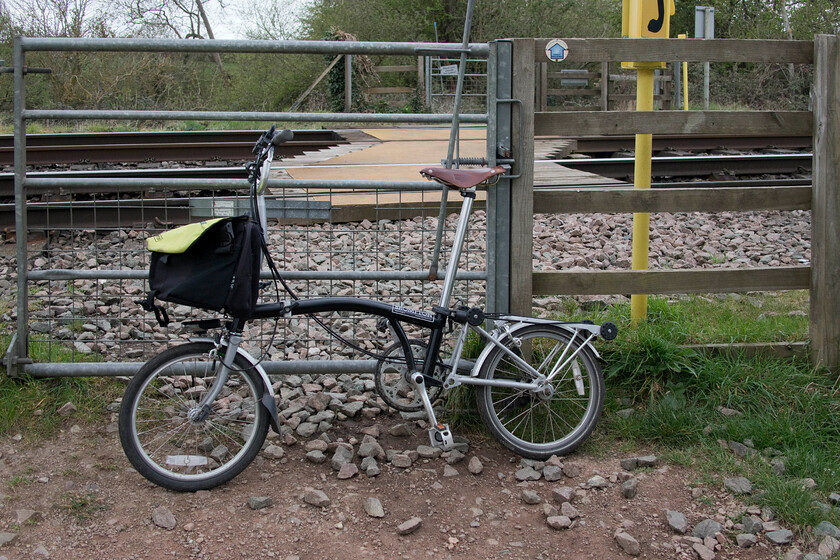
[248,297,449,381]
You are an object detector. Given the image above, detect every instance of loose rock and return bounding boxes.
[587,475,608,489]
[542,465,563,481]
[151,506,176,530]
[622,478,638,499]
[552,486,575,504]
[546,515,572,530]
[262,445,285,460]
[666,510,688,534]
[815,521,840,539]
[740,515,761,534]
[248,496,273,510]
[521,490,541,505]
[724,476,753,495]
[614,531,641,556]
[766,529,794,545]
[515,466,541,481]
[57,402,77,417]
[389,423,412,437]
[736,533,757,548]
[337,462,358,480]
[560,502,580,519]
[817,535,840,557]
[693,519,722,539]
[692,542,716,560]
[0,533,17,547]
[364,497,385,518]
[397,517,422,535]
[303,489,330,508]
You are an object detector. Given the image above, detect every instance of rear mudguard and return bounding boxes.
[189,337,282,435]
[470,319,603,378]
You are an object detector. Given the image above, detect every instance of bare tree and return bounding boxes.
[118,0,226,71]
[8,0,111,36]
[238,0,305,40]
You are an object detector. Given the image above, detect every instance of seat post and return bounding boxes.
[437,188,476,308]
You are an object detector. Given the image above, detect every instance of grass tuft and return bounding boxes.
[594,293,839,531]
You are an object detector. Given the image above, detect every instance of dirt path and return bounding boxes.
[0,410,808,560]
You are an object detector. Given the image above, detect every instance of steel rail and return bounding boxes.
[0,129,348,166]
[573,134,811,154]
[556,153,812,178]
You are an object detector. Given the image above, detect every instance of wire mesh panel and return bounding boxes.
[21,178,489,370]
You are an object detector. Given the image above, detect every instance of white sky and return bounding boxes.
[204,0,310,39]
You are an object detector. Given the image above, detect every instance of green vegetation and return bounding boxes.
[599,294,839,530]
[0,333,118,439]
[59,491,106,522]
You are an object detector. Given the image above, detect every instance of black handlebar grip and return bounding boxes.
[271,129,294,145]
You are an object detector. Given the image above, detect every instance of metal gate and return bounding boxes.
[4,37,520,378]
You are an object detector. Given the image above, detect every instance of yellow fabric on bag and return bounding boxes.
[146,217,226,254]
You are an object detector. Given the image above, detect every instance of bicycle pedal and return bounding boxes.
[429,423,454,451]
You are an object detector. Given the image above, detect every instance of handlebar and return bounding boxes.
[251,126,293,195]
[272,129,294,146]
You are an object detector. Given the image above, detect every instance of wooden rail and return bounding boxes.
[536,63,673,112]
[510,37,837,371]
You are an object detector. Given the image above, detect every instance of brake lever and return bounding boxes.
[252,126,277,155]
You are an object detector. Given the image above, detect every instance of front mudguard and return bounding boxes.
[189,337,282,435]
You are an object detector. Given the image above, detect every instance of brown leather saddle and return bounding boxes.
[420,166,506,189]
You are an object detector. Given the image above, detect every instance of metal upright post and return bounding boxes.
[11,37,28,376]
[344,54,352,112]
[486,40,512,314]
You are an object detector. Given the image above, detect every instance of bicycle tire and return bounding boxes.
[119,342,269,491]
[374,340,442,412]
[475,324,604,460]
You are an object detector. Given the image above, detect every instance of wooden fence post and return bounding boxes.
[510,39,535,317]
[810,34,840,372]
[601,61,610,111]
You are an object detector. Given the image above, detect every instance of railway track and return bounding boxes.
[556,153,812,180]
[1,132,814,231]
[0,129,345,166]
[573,134,811,155]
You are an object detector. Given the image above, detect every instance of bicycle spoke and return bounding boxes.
[204,418,247,450]
[146,421,194,461]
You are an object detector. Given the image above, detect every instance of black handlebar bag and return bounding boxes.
[141,215,262,324]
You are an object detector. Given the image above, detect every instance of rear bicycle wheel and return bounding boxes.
[119,342,269,491]
[475,325,603,459]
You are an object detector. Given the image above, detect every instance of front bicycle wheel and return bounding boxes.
[475,325,603,460]
[119,342,269,491]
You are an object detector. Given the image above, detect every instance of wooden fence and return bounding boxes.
[507,37,839,370]
[535,62,673,111]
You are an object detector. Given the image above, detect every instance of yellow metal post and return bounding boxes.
[622,0,674,323]
[679,34,689,110]
[630,68,655,323]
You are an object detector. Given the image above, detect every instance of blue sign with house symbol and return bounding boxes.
[545,39,570,62]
